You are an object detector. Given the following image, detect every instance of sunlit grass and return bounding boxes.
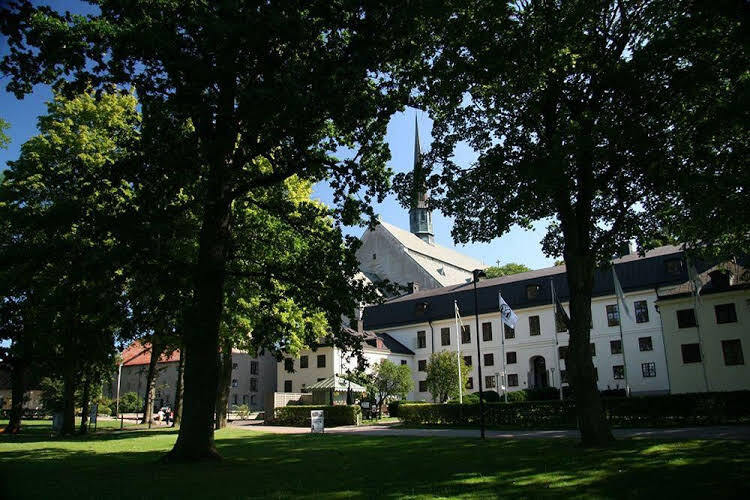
[1,420,749,498]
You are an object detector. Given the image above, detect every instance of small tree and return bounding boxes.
[369,360,413,418]
[485,263,531,279]
[425,351,470,403]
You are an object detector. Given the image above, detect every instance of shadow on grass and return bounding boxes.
[2,428,750,499]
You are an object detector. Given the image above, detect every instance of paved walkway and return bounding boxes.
[233,421,750,440]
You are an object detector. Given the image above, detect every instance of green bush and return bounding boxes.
[272,405,362,427]
[118,392,143,413]
[398,391,750,428]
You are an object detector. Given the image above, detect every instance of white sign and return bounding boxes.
[52,412,63,432]
[89,404,98,425]
[310,410,324,433]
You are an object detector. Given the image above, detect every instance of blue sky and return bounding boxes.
[0,2,555,270]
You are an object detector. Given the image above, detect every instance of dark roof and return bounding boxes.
[657,261,750,300]
[339,327,414,355]
[363,246,706,330]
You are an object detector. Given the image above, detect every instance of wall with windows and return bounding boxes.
[659,289,750,393]
[379,289,670,400]
[228,352,277,410]
[277,346,337,394]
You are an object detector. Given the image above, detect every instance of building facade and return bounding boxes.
[113,342,277,411]
[658,263,749,393]
[361,246,721,400]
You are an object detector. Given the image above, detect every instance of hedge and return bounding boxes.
[398,391,750,428]
[272,405,362,427]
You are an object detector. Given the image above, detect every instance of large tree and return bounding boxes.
[395,0,746,445]
[2,1,415,460]
[0,89,139,434]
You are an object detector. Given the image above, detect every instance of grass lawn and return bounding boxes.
[2,420,750,499]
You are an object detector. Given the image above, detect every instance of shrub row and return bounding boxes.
[272,405,362,427]
[398,391,750,428]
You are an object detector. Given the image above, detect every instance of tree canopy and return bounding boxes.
[485,263,532,279]
[425,351,470,403]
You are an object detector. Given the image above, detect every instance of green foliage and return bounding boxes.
[369,359,413,410]
[0,118,9,150]
[118,392,143,414]
[272,405,362,427]
[485,263,531,279]
[425,351,470,403]
[235,404,251,420]
[39,377,65,412]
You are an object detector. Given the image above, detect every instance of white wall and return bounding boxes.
[381,289,669,400]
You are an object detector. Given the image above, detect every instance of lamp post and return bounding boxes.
[473,268,487,439]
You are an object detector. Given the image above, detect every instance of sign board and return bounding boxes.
[361,401,370,409]
[310,410,324,433]
[89,404,98,425]
[52,412,63,432]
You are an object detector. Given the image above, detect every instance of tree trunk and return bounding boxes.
[61,362,76,436]
[5,360,28,434]
[215,338,232,430]
[565,256,614,446]
[172,345,185,427]
[79,375,90,434]
[164,163,232,462]
[141,341,164,424]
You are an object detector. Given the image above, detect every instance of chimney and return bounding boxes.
[708,270,732,290]
[408,282,420,294]
[354,305,364,333]
[376,337,385,349]
[628,240,637,255]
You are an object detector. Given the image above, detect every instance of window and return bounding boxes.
[482,322,493,341]
[506,351,517,364]
[232,362,238,370]
[677,308,697,328]
[441,327,451,346]
[508,374,519,387]
[300,355,308,369]
[419,380,428,392]
[639,337,653,352]
[484,353,494,366]
[250,361,258,375]
[560,370,567,383]
[463,355,472,366]
[665,258,683,276]
[606,304,620,327]
[555,310,567,332]
[610,340,622,355]
[613,365,624,380]
[250,378,258,392]
[558,346,568,361]
[233,394,238,405]
[722,339,744,366]
[485,376,496,389]
[526,284,541,299]
[231,379,238,388]
[317,354,326,368]
[284,358,293,371]
[284,380,292,392]
[417,330,426,349]
[461,325,471,344]
[529,315,541,336]
[418,360,427,372]
[466,377,474,390]
[590,343,596,356]
[681,343,702,364]
[372,253,376,260]
[250,395,256,405]
[641,362,656,378]
[504,324,515,339]
[634,300,649,323]
[715,303,737,324]
[401,360,407,366]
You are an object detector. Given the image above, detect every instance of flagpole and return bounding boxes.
[616,294,631,398]
[498,292,508,403]
[454,301,463,404]
[688,257,711,392]
[550,280,564,401]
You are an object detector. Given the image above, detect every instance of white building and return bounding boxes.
[362,246,690,400]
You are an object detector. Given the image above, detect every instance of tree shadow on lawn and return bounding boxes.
[0,423,177,445]
[2,431,749,499]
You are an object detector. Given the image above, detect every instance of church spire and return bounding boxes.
[409,115,435,244]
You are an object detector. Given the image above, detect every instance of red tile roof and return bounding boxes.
[121,341,180,366]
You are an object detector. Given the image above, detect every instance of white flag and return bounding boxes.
[498,293,518,328]
[612,267,633,322]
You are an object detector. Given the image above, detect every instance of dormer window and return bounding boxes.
[372,253,376,260]
[526,284,541,300]
[437,267,445,276]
